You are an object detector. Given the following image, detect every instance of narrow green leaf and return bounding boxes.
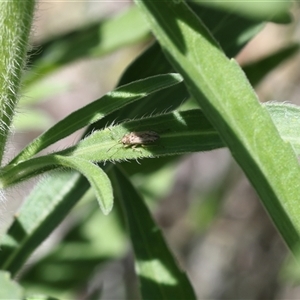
[10,73,183,165]
[2,155,113,214]
[100,79,188,134]
[0,172,89,276]
[135,1,300,252]
[110,167,196,299]
[0,271,23,299]
[52,156,113,215]
[59,109,222,162]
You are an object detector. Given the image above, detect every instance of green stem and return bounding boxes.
[0,156,58,188]
[0,0,35,164]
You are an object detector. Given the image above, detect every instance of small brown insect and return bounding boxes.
[121,131,160,148]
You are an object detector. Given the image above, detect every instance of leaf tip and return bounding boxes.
[99,199,114,216]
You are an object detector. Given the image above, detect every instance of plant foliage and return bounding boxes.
[0,0,299,299]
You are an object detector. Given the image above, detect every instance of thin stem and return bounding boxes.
[0,0,35,164]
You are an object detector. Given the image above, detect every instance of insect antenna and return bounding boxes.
[107,142,120,152]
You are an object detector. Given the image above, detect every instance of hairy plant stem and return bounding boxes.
[0,0,35,165]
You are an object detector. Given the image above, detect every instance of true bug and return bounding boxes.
[121,131,160,148]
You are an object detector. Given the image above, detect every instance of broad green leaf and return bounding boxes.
[10,73,183,165]
[24,5,150,86]
[0,271,23,299]
[135,1,300,252]
[0,171,89,276]
[110,167,196,299]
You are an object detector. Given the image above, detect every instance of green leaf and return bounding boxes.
[10,73,183,165]
[0,171,89,276]
[0,271,23,299]
[52,156,113,215]
[110,167,196,299]
[2,155,113,214]
[135,1,300,253]
[60,109,222,162]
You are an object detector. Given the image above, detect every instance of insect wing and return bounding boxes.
[121,131,159,146]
